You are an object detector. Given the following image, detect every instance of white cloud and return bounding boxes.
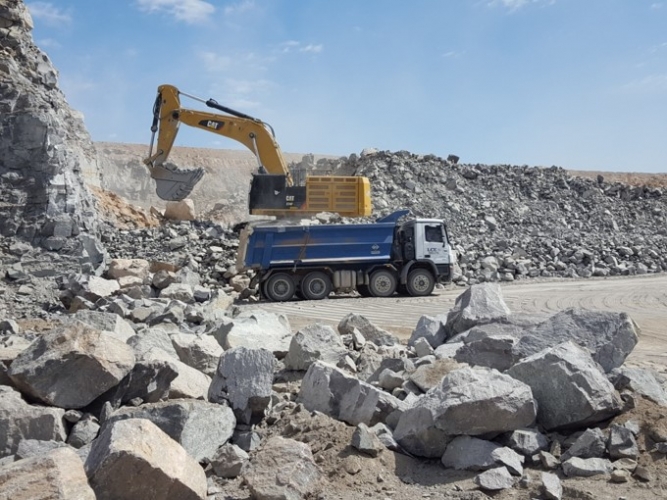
[621,74,667,93]
[651,3,663,9]
[36,38,62,49]
[199,51,233,71]
[278,41,323,54]
[443,50,465,58]
[489,0,555,10]
[27,2,72,26]
[224,0,255,16]
[136,0,215,24]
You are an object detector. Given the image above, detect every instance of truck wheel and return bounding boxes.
[406,268,435,297]
[369,269,397,297]
[301,272,332,300]
[265,273,296,302]
[357,284,373,297]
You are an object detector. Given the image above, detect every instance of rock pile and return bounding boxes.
[1,282,666,499]
[0,0,104,274]
[314,150,667,284]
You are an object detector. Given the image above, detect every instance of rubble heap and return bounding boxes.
[1,282,666,499]
[315,150,667,283]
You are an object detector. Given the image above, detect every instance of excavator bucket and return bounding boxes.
[149,163,205,201]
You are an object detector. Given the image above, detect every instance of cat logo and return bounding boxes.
[198,119,224,130]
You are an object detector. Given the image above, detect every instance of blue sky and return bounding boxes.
[27,0,667,172]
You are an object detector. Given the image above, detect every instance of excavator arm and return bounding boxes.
[143,84,371,217]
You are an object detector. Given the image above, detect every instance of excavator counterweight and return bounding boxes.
[143,84,372,217]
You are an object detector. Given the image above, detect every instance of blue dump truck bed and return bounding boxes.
[242,221,397,270]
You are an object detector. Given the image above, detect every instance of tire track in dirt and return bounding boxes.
[242,274,667,365]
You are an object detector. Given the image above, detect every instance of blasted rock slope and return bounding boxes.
[0,0,104,272]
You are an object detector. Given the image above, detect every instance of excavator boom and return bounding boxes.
[143,84,371,217]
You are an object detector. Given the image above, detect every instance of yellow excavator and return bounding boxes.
[143,84,372,217]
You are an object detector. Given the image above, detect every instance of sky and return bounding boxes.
[26,0,667,173]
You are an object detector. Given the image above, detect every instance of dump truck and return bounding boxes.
[237,210,456,301]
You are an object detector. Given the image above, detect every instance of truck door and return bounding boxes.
[415,222,450,264]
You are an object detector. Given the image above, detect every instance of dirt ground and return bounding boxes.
[567,170,667,189]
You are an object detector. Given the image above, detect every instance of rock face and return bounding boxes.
[0,447,96,500]
[85,418,207,500]
[284,323,347,371]
[445,284,511,337]
[0,0,103,269]
[8,322,135,408]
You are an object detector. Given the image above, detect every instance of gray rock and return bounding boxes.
[210,310,293,356]
[561,428,606,460]
[378,368,404,391]
[508,341,622,430]
[66,415,100,449]
[562,457,613,477]
[143,348,211,400]
[539,451,560,470]
[242,437,322,500]
[299,361,405,428]
[408,315,447,348]
[409,358,463,392]
[104,399,235,462]
[434,341,464,359]
[8,322,135,409]
[232,430,261,452]
[71,310,135,342]
[541,471,562,500]
[394,366,536,458]
[453,335,517,371]
[15,439,71,460]
[85,418,207,500]
[128,326,180,360]
[611,366,667,406]
[441,436,523,475]
[209,346,274,425]
[608,424,638,459]
[513,309,639,373]
[338,313,398,346]
[170,333,223,377]
[474,466,514,491]
[507,428,549,456]
[284,323,347,371]
[160,283,195,303]
[107,358,178,406]
[412,336,435,357]
[351,423,385,457]
[0,447,96,500]
[211,443,248,478]
[444,283,511,337]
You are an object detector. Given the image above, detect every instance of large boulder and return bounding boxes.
[170,333,223,377]
[394,366,536,458]
[441,436,523,476]
[107,259,150,281]
[512,309,639,373]
[71,310,136,343]
[85,418,207,500]
[8,322,135,408]
[143,348,211,400]
[104,400,235,462]
[284,323,347,371]
[242,437,323,500]
[210,310,293,356]
[407,315,447,348]
[611,366,667,406]
[0,447,95,500]
[0,386,67,458]
[338,313,398,346]
[208,347,274,425]
[453,335,518,371]
[299,361,405,428]
[508,341,622,430]
[445,283,511,337]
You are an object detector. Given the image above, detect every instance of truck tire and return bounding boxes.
[264,273,296,302]
[301,271,332,300]
[406,268,435,297]
[369,269,397,297]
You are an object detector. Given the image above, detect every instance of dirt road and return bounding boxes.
[241,274,667,367]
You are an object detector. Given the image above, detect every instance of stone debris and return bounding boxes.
[284,323,348,371]
[541,471,563,500]
[211,443,248,478]
[474,466,515,491]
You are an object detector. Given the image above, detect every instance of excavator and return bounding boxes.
[143,84,372,217]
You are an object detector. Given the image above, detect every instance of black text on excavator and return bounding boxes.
[143,84,372,217]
